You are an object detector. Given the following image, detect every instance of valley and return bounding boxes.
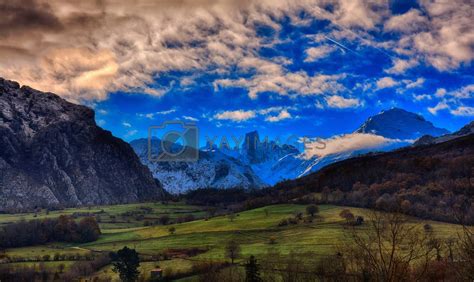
[0,202,470,281]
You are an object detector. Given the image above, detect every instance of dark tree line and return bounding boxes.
[184,134,474,224]
[0,215,101,248]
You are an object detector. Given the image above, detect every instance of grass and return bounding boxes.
[1,203,469,281]
[0,202,208,232]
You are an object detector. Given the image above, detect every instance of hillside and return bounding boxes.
[0,78,165,211]
[273,133,474,223]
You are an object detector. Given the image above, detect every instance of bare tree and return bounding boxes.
[225,240,241,264]
[341,211,435,282]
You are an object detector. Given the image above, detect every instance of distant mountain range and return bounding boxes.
[0,78,165,211]
[130,138,265,194]
[132,108,456,193]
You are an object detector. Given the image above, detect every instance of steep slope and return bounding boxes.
[0,78,165,211]
[355,108,449,139]
[414,121,474,146]
[227,109,449,185]
[131,138,265,194]
[274,133,474,223]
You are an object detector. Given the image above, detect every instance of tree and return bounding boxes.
[225,240,241,264]
[159,215,170,225]
[339,209,354,223]
[168,227,176,235]
[78,217,101,242]
[110,247,140,282]
[245,255,262,282]
[306,205,319,217]
[228,213,237,222]
[341,211,434,281]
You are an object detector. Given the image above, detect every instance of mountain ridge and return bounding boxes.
[0,78,165,211]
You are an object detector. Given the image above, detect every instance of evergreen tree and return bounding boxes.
[245,255,262,282]
[110,247,140,282]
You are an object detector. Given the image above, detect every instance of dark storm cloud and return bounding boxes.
[0,0,62,37]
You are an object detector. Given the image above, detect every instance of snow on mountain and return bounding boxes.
[355,108,449,139]
[217,109,448,185]
[131,108,450,191]
[130,138,265,194]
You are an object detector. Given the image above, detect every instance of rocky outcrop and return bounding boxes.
[0,78,165,211]
[130,138,265,194]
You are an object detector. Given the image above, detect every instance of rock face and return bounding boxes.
[355,108,449,139]
[0,78,164,211]
[414,121,474,146]
[130,138,265,194]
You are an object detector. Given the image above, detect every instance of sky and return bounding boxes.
[0,0,473,145]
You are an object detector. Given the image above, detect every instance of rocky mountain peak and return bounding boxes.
[0,78,164,210]
[355,107,449,139]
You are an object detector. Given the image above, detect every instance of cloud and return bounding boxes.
[183,115,199,122]
[450,106,474,116]
[214,110,256,122]
[325,95,362,109]
[0,0,472,103]
[215,72,345,99]
[435,88,447,97]
[405,78,425,89]
[384,9,428,33]
[265,109,292,122]
[428,102,449,115]
[138,109,176,119]
[122,122,132,128]
[376,77,398,90]
[385,58,419,74]
[413,94,432,101]
[304,45,336,62]
[304,133,399,159]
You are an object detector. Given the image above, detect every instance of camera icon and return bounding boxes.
[148,121,199,162]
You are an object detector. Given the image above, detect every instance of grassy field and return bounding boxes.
[0,202,208,232]
[1,203,467,281]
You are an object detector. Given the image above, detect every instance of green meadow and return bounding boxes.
[0,203,467,281]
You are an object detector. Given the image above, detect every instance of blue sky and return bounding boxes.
[1,1,473,145]
[90,1,473,144]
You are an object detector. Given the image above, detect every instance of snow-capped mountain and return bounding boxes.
[355,108,449,139]
[216,108,449,185]
[130,138,265,194]
[131,108,450,192]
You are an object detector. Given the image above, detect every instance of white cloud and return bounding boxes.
[405,78,425,89]
[0,0,472,102]
[122,122,132,128]
[214,110,256,122]
[138,109,176,119]
[325,95,362,109]
[215,72,345,99]
[304,45,335,62]
[413,94,431,101]
[376,77,398,90]
[428,102,449,115]
[435,88,447,97]
[265,109,292,122]
[450,106,474,116]
[183,116,199,122]
[304,133,399,159]
[385,58,419,74]
[384,9,428,33]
